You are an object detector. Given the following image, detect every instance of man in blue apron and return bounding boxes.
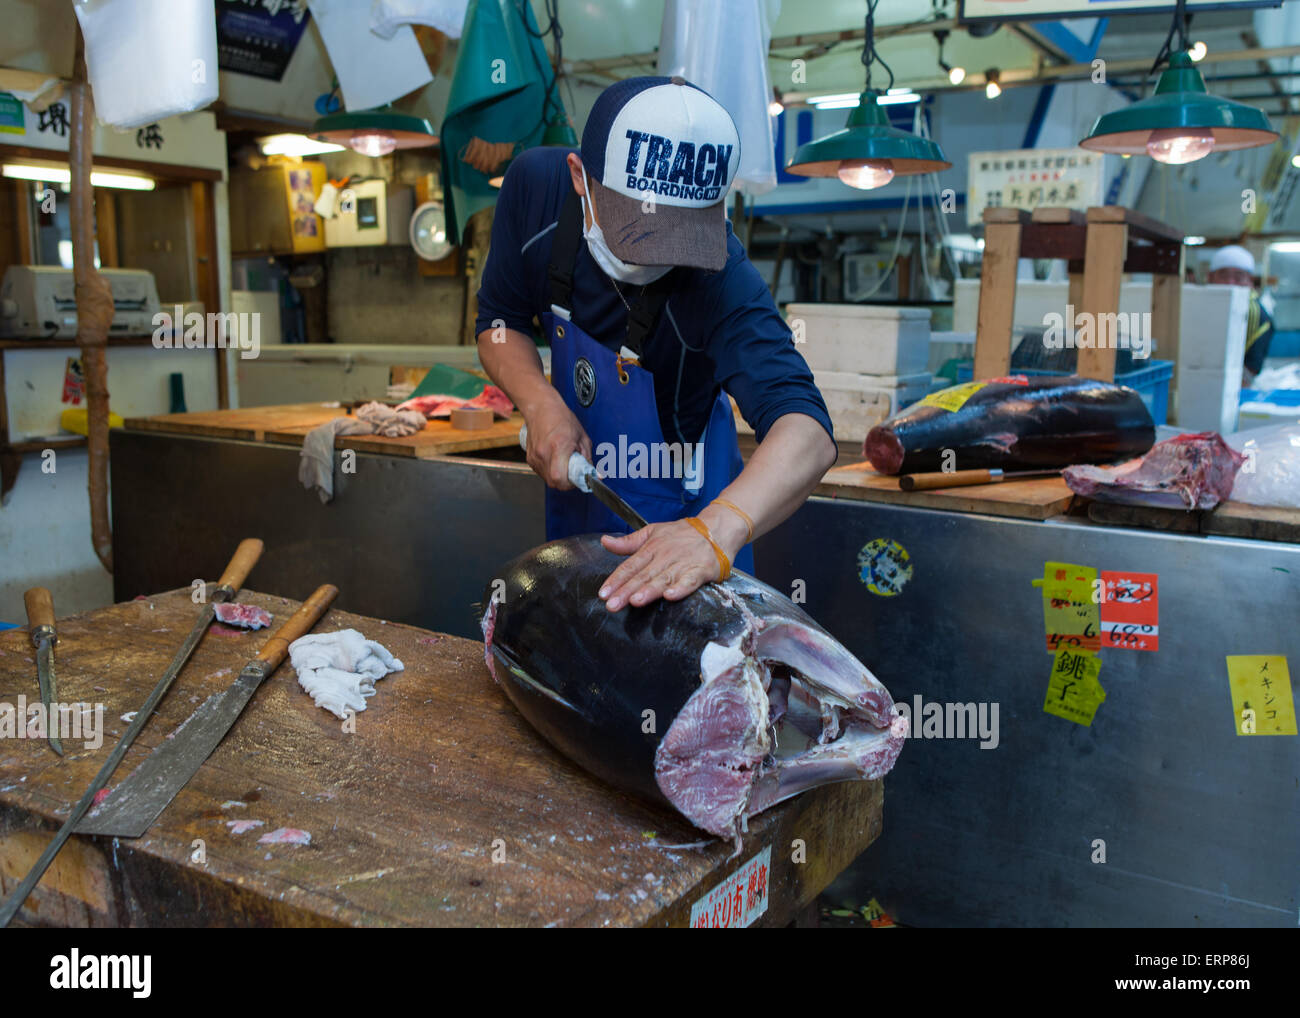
[477,76,836,611]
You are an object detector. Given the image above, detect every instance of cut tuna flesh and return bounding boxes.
[864,375,1155,475]
[1063,431,1245,510]
[213,602,274,629]
[397,385,514,420]
[481,536,906,851]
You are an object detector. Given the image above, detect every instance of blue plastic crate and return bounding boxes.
[954,359,1174,425]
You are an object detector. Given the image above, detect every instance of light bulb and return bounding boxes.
[985,80,1001,99]
[836,159,895,190]
[1189,41,1207,61]
[948,65,966,85]
[350,131,398,157]
[1146,127,1214,164]
[768,99,785,117]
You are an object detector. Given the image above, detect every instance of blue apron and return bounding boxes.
[542,195,753,573]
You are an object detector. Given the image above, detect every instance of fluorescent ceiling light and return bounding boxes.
[3,163,156,190]
[1268,240,1300,252]
[260,133,345,157]
[812,98,864,110]
[808,92,861,106]
[877,91,920,105]
[1184,235,1207,245]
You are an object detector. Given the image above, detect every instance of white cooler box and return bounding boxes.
[734,371,931,443]
[786,303,931,375]
[813,370,931,443]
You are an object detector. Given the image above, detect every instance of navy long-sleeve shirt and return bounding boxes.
[475,146,833,448]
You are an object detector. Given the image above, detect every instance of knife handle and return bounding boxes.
[216,538,265,594]
[255,584,339,669]
[899,469,1000,491]
[517,424,593,492]
[24,587,55,639]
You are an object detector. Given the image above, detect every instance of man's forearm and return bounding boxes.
[476,327,562,417]
[698,413,837,557]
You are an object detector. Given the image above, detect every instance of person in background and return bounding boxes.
[1207,245,1274,387]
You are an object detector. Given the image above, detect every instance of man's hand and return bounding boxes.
[524,397,592,490]
[598,508,748,612]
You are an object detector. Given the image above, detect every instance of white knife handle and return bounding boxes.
[518,424,594,492]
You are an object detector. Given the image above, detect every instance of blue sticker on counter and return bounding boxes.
[858,538,912,597]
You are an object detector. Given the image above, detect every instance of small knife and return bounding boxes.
[23,587,62,756]
[898,468,1063,491]
[518,424,648,530]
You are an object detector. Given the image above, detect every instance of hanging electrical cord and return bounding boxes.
[518,0,566,136]
[860,0,894,94]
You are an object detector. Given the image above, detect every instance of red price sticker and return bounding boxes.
[689,845,771,928]
[1099,571,1159,651]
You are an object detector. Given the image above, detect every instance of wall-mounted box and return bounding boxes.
[229,163,326,256]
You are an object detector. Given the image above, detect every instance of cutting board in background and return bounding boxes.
[124,402,346,441]
[818,460,1075,521]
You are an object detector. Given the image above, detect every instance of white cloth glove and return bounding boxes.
[289,629,404,719]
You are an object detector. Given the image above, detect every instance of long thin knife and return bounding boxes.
[23,588,62,756]
[0,538,264,928]
[518,424,648,529]
[77,584,339,838]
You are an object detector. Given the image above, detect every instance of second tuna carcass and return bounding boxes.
[481,536,907,849]
[864,375,1156,475]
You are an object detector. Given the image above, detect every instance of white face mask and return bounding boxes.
[581,171,672,286]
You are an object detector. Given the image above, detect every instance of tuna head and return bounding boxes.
[481,535,906,849]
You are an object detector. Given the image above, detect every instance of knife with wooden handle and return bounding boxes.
[24,587,62,757]
[76,584,340,839]
[0,538,265,927]
[898,468,1062,491]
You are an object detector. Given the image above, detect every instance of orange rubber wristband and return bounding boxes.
[710,498,754,544]
[684,516,731,582]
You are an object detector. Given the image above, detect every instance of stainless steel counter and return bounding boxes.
[109,430,1299,927]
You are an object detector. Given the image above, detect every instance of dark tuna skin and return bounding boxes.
[864,375,1156,475]
[482,538,736,803]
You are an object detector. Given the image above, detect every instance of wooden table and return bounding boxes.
[124,404,524,458]
[0,591,884,927]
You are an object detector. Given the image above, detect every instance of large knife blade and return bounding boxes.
[23,587,62,756]
[518,424,648,530]
[0,538,264,928]
[76,584,339,839]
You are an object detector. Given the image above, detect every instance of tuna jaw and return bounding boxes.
[654,626,906,848]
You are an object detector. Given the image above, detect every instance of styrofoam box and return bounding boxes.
[814,370,932,443]
[787,303,931,375]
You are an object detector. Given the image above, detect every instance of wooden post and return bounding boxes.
[974,208,1027,380]
[1078,213,1127,381]
[1151,250,1183,423]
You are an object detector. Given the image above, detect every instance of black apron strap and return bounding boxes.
[624,270,677,359]
[547,190,583,311]
[547,185,678,355]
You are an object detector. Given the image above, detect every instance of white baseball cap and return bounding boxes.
[1209,244,1256,276]
[580,75,741,272]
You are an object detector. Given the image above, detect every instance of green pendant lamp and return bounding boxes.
[1079,0,1277,164]
[785,0,950,188]
[311,105,437,157]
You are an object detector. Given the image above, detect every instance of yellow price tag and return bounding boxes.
[1033,561,1101,651]
[1043,648,1106,726]
[1226,655,1296,736]
[916,381,987,413]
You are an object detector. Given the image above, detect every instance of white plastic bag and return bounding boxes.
[74,0,219,129]
[1227,421,1300,509]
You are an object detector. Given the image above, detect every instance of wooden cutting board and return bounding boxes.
[818,460,1075,521]
[264,415,523,458]
[0,590,883,927]
[1086,498,1300,543]
[124,403,347,441]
